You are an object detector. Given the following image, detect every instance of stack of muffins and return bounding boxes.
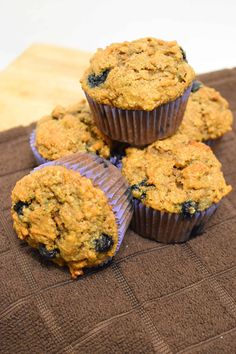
[12,37,233,278]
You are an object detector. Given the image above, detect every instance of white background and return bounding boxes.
[0,0,236,73]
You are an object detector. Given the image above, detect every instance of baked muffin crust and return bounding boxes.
[122,135,231,213]
[35,100,110,160]
[178,83,233,141]
[81,37,195,110]
[11,166,118,278]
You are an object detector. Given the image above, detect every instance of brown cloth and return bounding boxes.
[0,69,236,354]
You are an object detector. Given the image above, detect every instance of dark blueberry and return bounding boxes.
[130,184,140,192]
[139,179,155,187]
[88,69,110,88]
[139,179,148,187]
[94,233,114,253]
[13,201,30,216]
[180,47,187,62]
[129,186,146,200]
[38,244,58,259]
[191,80,203,93]
[130,179,155,200]
[130,179,154,191]
[181,201,199,218]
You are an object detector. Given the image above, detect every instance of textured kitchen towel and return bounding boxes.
[0,69,236,354]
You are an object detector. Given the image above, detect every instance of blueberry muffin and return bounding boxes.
[81,37,195,145]
[178,81,233,143]
[122,134,231,243]
[11,154,133,278]
[31,100,110,164]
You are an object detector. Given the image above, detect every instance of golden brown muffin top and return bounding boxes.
[122,134,231,214]
[35,100,110,160]
[11,166,118,278]
[81,37,195,110]
[178,82,233,141]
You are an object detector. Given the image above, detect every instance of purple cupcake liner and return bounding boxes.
[131,199,219,243]
[34,152,133,252]
[203,137,222,151]
[85,85,192,146]
[29,130,48,165]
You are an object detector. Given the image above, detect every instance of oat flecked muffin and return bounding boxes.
[122,134,232,243]
[81,37,195,145]
[11,154,133,279]
[12,166,118,278]
[81,37,195,110]
[32,100,110,163]
[178,81,233,142]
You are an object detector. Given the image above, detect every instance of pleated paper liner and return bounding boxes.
[131,198,219,243]
[85,85,192,146]
[30,130,48,165]
[203,137,222,156]
[34,152,133,252]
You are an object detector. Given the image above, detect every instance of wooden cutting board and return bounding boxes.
[0,43,91,131]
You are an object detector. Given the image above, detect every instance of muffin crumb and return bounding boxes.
[122,135,231,213]
[81,37,195,110]
[11,166,118,278]
[35,100,110,160]
[178,84,233,141]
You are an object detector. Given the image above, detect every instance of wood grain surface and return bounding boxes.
[0,43,91,131]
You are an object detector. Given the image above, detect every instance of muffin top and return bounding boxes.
[35,100,110,160]
[11,166,118,278]
[81,37,195,110]
[122,134,231,214]
[178,82,233,141]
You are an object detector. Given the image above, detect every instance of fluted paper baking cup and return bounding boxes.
[29,130,48,165]
[34,152,133,252]
[131,199,219,243]
[85,86,192,146]
[203,137,222,151]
